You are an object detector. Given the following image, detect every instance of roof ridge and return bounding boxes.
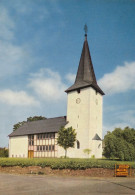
[46,116,66,120]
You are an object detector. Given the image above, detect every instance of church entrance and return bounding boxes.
[28,150,34,158]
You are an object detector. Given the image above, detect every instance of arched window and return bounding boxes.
[77,140,80,149]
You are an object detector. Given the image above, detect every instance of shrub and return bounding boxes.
[0,148,8,157]
[0,158,135,169]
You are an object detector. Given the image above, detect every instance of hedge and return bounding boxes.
[0,158,135,170]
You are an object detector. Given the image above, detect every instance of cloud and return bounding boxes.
[103,108,135,137]
[98,61,135,95]
[0,89,39,106]
[28,68,67,101]
[0,6,15,40]
[117,110,135,127]
[0,40,32,78]
[0,5,34,79]
[9,0,62,21]
[103,122,128,137]
[66,73,76,83]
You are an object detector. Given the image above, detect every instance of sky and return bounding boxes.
[0,0,135,147]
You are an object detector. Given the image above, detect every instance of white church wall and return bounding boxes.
[66,87,91,158]
[89,88,103,139]
[89,88,103,158]
[65,87,103,158]
[9,136,28,158]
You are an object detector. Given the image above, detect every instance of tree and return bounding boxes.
[103,127,135,161]
[13,116,46,131]
[57,126,76,158]
[13,121,26,131]
[0,148,8,157]
[27,116,46,122]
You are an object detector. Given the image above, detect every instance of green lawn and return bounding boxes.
[0,158,135,169]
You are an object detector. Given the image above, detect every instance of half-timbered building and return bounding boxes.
[9,32,104,158]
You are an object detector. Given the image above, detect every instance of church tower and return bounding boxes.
[65,29,104,158]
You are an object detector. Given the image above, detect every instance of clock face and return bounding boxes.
[76,98,81,104]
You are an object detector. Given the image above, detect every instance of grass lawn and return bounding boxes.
[0,157,135,169]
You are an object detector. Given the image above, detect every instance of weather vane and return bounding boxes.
[84,24,88,35]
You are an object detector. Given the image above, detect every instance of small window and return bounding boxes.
[77,140,80,149]
[46,145,48,151]
[37,146,39,151]
[49,145,51,151]
[37,135,40,139]
[52,133,55,138]
[98,143,101,149]
[77,89,80,93]
[40,146,42,151]
[52,145,55,151]
[46,133,48,139]
[43,134,45,139]
[43,145,45,151]
[49,133,51,138]
[50,133,52,138]
[44,145,46,151]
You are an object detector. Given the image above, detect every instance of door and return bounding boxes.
[28,150,34,158]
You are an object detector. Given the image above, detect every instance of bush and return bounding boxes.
[0,148,8,157]
[0,158,135,169]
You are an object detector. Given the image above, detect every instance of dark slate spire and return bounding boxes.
[65,30,104,95]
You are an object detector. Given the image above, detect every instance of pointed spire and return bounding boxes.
[65,28,104,95]
[75,34,97,85]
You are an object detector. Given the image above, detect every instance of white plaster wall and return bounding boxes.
[65,88,90,158]
[89,88,103,158]
[9,136,28,158]
[64,87,103,158]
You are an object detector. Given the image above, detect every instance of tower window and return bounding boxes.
[77,140,80,149]
[77,89,80,93]
[98,144,101,149]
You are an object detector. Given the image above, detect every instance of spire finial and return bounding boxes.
[84,24,88,38]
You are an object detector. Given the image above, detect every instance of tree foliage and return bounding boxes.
[57,126,76,158]
[103,127,135,161]
[13,121,26,131]
[27,116,46,122]
[13,116,46,131]
[0,148,8,157]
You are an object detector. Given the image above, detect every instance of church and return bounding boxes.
[9,31,104,158]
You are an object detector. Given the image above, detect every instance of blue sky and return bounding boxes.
[0,0,135,147]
